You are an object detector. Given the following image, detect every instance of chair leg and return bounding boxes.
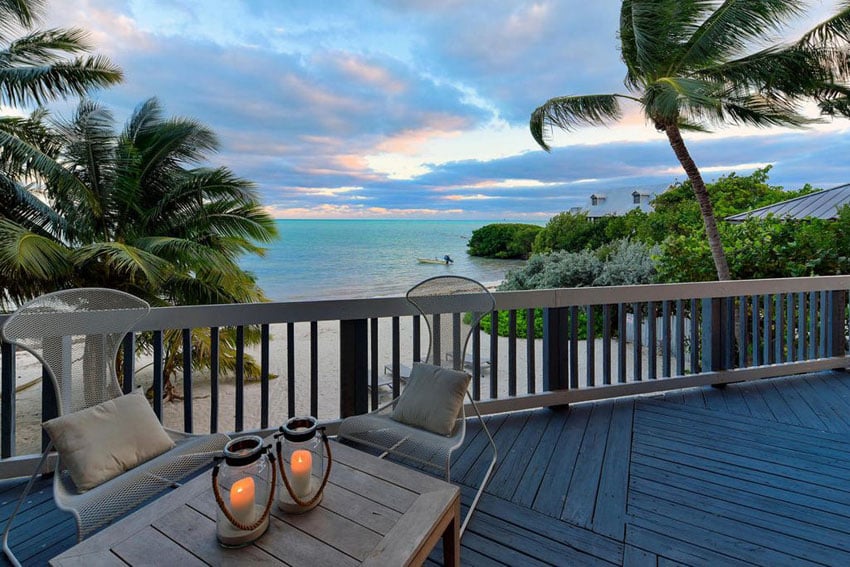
[460,397,497,537]
[3,443,54,567]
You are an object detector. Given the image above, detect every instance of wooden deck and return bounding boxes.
[5,370,850,565]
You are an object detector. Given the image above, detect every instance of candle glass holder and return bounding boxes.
[275,416,332,514]
[212,435,276,547]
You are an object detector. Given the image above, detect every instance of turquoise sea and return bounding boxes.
[239,220,532,302]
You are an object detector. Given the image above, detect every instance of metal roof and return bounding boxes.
[726,183,850,222]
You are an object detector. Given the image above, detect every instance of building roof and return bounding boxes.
[726,183,850,223]
[585,185,664,218]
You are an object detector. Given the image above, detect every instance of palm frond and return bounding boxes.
[721,93,814,127]
[530,94,624,150]
[72,242,172,286]
[624,0,716,79]
[799,2,850,48]
[674,0,806,71]
[0,218,70,280]
[0,175,63,236]
[0,0,44,32]
[0,53,122,107]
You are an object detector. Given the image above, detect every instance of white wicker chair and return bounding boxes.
[337,275,498,536]
[1,288,229,566]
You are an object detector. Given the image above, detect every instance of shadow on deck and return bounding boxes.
[5,370,850,565]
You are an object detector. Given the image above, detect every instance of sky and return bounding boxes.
[38,0,850,220]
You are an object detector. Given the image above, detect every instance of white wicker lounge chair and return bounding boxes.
[337,275,498,536]
[1,288,229,566]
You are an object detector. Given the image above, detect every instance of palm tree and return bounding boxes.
[0,98,279,394]
[530,0,835,281]
[0,0,122,108]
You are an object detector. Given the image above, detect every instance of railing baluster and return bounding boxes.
[412,315,421,363]
[152,330,164,420]
[122,333,135,395]
[602,304,611,385]
[508,310,517,397]
[786,293,794,362]
[182,328,193,433]
[490,311,499,398]
[370,318,379,411]
[287,322,295,418]
[633,303,642,382]
[235,325,245,431]
[751,295,760,366]
[648,301,656,380]
[819,290,827,358]
[808,291,817,360]
[569,305,579,389]
[724,297,734,370]
[676,299,685,375]
[618,303,626,383]
[526,308,536,394]
[797,292,806,361]
[472,319,481,400]
[310,322,318,418]
[662,300,671,377]
[762,294,771,365]
[210,327,219,433]
[586,305,595,387]
[392,316,401,398]
[774,294,783,364]
[1,342,15,458]
[261,324,270,428]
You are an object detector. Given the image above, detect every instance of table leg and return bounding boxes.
[442,498,461,567]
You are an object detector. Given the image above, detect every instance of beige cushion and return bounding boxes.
[43,393,175,492]
[391,362,470,436]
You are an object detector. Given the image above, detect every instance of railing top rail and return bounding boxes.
[1,275,848,330]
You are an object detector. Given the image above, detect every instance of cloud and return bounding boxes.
[36,0,850,221]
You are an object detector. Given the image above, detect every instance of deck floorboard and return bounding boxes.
[5,370,850,565]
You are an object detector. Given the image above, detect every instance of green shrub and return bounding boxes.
[468,223,542,259]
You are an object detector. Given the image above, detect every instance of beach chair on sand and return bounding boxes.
[1,288,229,567]
[338,276,498,537]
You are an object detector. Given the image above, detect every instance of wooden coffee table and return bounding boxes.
[50,441,460,566]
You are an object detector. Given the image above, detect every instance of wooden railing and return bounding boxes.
[0,276,848,471]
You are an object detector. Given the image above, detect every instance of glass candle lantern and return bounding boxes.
[275,416,332,514]
[212,435,276,547]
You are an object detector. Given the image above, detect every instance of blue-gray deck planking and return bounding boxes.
[5,370,850,566]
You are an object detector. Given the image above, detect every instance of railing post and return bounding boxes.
[704,298,727,382]
[340,319,368,417]
[543,307,569,392]
[829,290,847,358]
[1,342,15,458]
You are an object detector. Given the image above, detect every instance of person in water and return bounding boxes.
[443,255,453,264]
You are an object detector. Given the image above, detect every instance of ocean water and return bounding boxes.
[239,220,531,302]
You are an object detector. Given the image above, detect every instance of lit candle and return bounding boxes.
[230,476,255,525]
[289,450,312,499]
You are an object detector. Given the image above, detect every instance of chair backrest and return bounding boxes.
[405,276,495,371]
[1,288,150,415]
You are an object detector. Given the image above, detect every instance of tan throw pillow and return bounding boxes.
[391,362,470,436]
[43,393,175,492]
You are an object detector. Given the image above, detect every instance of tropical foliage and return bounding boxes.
[0,98,279,395]
[467,223,542,259]
[529,0,839,281]
[0,0,122,108]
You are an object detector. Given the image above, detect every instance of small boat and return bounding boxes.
[417,256,453,265]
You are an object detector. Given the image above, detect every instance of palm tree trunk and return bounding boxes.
[663,123,731,281]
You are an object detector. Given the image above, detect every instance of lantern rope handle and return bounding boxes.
[276,428,333,508]
[212,451,277,532]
